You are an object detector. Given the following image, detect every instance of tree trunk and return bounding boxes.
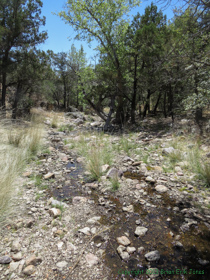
[143,89,151,118]
[153,92,161,115]
[104,96,115,131]
[115,72,124,125]
[63,78,67,109]
[163,91,167,118]
[167,84,174,122]
[131,55,137,123]
[12,83,22,119]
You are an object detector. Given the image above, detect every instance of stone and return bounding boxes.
[87,216,101,224]
[48,197,67,207]
[145,176,156,183]
[162,147,176,155]
[135,226,148,237]
[137,247,145,254]
[117,245,126,254]
[153,166,163,173]
[22,171,32,177]
[145,250,160,262]
[198,259,209,265]
[101,164,109,172]
[155,185,168,193]
[175,166,182,172]
[127,247,136,254]
[116,236,131,246]
[56,261,68,268]
[54,229,64,237]
[44,172,55,180]
[57,241,64,250]
[122,205,134,213]
[12,252,22,261]
[132,161,141,166]
[9,261,20,272]
[78,227,91,235]
[106,168,122,179]
[11,240,21,253]
[146,268,159,278]
[25,255,42,266]
[173,241,183,248]
[120,251,130,260]
[85,253,99,266]
[0,255,12,264]
[49,208,61,218]
[123,156,134,162]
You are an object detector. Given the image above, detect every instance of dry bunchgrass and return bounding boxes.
[0,114,44,221]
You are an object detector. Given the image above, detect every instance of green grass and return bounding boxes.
[188,147,210,187]
[51,114,58,128]
[110,175,120,191]
[66,132,114,181]
[58,124,74,133]
[0,116,44,221]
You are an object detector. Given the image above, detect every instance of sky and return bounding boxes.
[39,0,183,62]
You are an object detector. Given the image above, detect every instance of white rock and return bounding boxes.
[135,226,148,237]
[56,261,68,268]
[127,247,136,254]
[116,236,131,246]
[145,250,160,261]
[87,216,101,224]
[49,208,61,218]
[155,185,168,193]
[145,176,156,183]
[85,253,99,266]
[78,227,91,235]
[122,205,134,213]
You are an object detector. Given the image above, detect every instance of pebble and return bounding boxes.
[85,253,99,266]
[122,205,134,213]
[155,185,168,193]
[0,256,12,264]
[116,236,131,246]
[23,265,36,275]
[49,208,61,218]
[127,247,136,254]
[145,250,160,261]
[56,261,68,268]
[78,227,91,235]
[135,226,148,237]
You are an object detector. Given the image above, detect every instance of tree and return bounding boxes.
[53,52,69,109]
[0,0,47,110]
[59,0,140,124]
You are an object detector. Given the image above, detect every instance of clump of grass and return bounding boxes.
[0,117,44,221]
[67,132,114,180]
[168,150,182,165]
[110,175,120,191]
[87,147,103,180]
[119,137,134,155]
[25,125,43,156]
[188,147,210,187]
[51,114,58,128]
[7,129,24,147]
[58,124,74,133]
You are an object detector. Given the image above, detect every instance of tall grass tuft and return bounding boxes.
[188,147,210,187]
[0,115,44,221]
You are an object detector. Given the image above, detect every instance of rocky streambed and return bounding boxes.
[0,112,210,280]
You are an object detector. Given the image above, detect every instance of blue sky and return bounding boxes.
[39,0,181,62]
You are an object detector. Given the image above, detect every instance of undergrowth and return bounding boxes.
[0,113,44,222]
